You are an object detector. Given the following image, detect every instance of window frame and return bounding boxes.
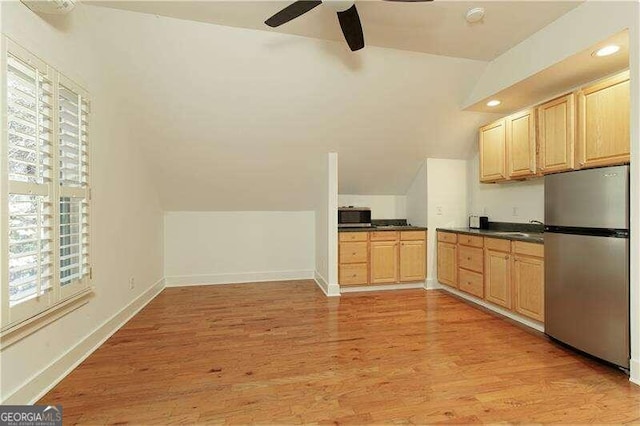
[1,37,93,347]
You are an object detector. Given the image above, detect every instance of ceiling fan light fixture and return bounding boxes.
[486,99,501,107]
[465,7,485,24]
[593,44,620,57]
[323,0,355,12]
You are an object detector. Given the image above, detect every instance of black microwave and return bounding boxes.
[338,207,372,228]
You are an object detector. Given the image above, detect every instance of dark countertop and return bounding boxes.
[339,226,428,233]
[437,227,543,244]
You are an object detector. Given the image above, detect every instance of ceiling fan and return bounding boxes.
[265,0,433,52]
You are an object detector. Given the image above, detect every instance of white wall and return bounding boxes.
[315,153,339,296]
[164,212,315,286]
[426,159,468,283]
[338,194,407,220]
[467,152,545,223]
[405,161,428,228]
[1,2,164,403]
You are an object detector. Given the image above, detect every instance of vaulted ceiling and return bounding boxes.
[82,1,583,210]
[92,1,581,60]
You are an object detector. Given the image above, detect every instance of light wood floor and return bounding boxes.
[40,280,640,424]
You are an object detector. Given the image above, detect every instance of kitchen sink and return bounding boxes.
[491,232,537,238]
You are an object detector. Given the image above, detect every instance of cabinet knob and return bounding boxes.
[352,274,357,277]
[504,255,509,260]
[352,252,356,255]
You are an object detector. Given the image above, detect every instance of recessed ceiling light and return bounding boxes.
[593,44,620,57]
[466,7,485,24]
[486,100,501,107]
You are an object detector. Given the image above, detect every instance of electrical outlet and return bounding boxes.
[129,277,135,290]
[436,206,443,216]
[512,207,519,217]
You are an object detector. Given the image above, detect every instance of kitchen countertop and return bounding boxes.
[437,227,543,244]
[339,225,428,232]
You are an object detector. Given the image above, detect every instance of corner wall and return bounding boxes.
[0,2,164,403]
[426,159,467,285]
[315,153,339,296]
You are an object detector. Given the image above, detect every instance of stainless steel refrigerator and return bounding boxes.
[544,165,630,370]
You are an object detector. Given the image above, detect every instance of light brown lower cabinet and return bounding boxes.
[437,241,457,288]
[339,230,427,286]
[513,253,545,322]
[484,244,512,309]
[399,240,426,282]
[370,240,399,284]
[436,231,544,323]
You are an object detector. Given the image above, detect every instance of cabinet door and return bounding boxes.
[370,241,398,284]
[513,255,544,322]
[507,108,536,178]
[484,249,512,308]
[479,119,507,182]
[538,93,575,174]
[400,240,426,282]
[577,71,630,169]
[437,242,457,288]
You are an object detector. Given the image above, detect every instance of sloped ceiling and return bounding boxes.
[86,5,503,210]
[91,1,581,60]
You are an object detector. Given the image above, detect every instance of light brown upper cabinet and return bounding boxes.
[506,108,536,179]
[537,93,575,174]
[479,119,507,182]
[577,70,630,169]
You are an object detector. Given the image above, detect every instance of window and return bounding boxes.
[1,39,91,339]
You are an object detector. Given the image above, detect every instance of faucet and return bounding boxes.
[529,220,544,225]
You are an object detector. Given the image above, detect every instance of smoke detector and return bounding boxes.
[465,7,485,24]
[21,0,76,15]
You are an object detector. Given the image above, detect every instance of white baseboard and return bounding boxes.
[340,282,424,293]
[631,358,640,386]
[424,277,442,290]
[314,271,340,297]
[2,278,166,405]
[438,285,545,333]
[165,270,314,287]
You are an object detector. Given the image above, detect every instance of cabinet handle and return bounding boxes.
[504,255,509,260]
[467,257,471,261]
[352,252,356,255]
[352,274,357,278]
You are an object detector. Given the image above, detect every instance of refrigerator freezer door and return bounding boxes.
[545,165,629,229]
[545,232,629,368]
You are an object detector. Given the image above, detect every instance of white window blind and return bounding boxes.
[2,39,92,333]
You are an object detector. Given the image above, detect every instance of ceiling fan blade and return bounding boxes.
[336,4,365,51]
[265,1,322,27]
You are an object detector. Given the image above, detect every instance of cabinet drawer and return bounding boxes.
[458,268,484,298]
[339,242,368,264]
[513,241,544,257]
[458,245,483,273]
[339,232,368,242]
[485,237,511,252]
[370,231,399,241]
[339,263,368,285]
[437,232,457,244]
[458,234,483,248]
[401,230,426,241]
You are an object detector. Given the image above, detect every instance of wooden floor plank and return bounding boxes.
[38,280,640,424]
